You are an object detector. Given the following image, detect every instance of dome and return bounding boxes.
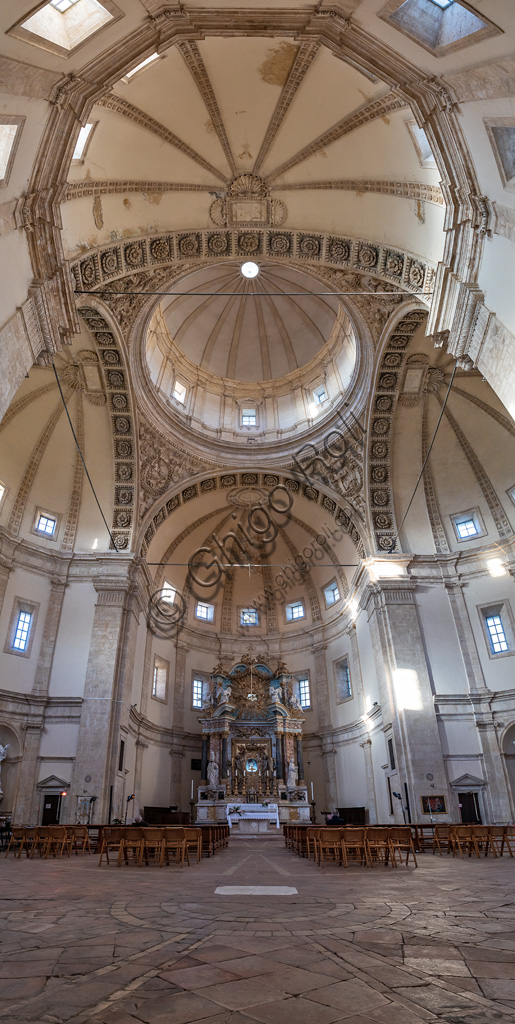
[158,263,342,382]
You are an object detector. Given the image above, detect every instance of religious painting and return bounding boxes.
[421,794,447,815]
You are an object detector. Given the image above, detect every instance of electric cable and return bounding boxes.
[51,362,120,552]
[75,289,432,297]
[388,363,457,552]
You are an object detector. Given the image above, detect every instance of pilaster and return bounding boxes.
[32,578,67,696]
[363,578,450,822]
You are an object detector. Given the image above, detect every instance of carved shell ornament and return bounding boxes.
[209,173,287,227]
[229,174,268,197]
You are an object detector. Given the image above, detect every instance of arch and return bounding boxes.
[366,307,429,552]
[137,468,368,561]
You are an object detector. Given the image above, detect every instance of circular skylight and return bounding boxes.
[241,261,260,279]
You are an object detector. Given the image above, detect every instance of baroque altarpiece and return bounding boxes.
[194,655,310,828]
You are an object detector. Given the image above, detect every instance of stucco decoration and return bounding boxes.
[140,470,367,558]
[368,308,428,552]
[139,417,208,519]
[70,229,435,300]
[77,307,135,551]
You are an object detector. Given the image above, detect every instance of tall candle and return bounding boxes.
[191,779,194,799]
[311,782,314,800]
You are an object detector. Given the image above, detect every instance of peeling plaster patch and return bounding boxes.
[258,41,298,86]
[415,199,426,224]
[92,195,103,229]
[123,198,131,209]
[238,143,253,160]
[381,115,391,126]
[143,192,163,205]
[205,119,216,135]
[77,236,97,252]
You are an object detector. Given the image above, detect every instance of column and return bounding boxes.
[221,735,228,781]
[133,737,148,816]
[14,723,44,824]
[476,720,513,822]
[0,559,12,618]
[444,579,487,692]
[313,642,338,809]
[361,738,378,824]
[275,733,283,783]
[71,574,141,823]
[169,641,188,806]
[296,737,305,783]
[32,577,67,695]
[364,578,450,823]
[200,736,208,783]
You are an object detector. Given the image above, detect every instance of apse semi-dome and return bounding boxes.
[145,262,358,445]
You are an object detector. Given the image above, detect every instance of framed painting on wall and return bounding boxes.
[421,794,447,814]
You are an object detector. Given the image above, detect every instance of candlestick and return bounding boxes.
[311,782,314,800]
[191,779,194,800]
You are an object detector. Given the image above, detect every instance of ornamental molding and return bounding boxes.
[13,7,494,374]
[77,305,137,551]
[366,307,428,552]
[70,227,435,298]
[138,469,368,560]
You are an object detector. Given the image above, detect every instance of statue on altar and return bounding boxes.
[287,759,298,788]
[207,752,219,787]
[269,682,282,703]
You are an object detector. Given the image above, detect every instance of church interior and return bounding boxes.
[2,0,515,1020]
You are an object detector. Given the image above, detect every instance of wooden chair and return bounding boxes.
[184,827,202,863]
[120,827,145,866]
[449,825,474,857]
[366,827,394,867]
[45,825,71,858]
[432,824,451,855]
[341,827,369,866]
[502,825,515,857]
[306,826,320,861]
[71,825,92,855]
[98,826,125,866]
[469,825,490,858]
[163,827,189,867]
[141,828,165,866]
[390,826,418,867]
[318,828,345,867]
[5,826,27,858]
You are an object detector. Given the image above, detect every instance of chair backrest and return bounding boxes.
[390,827,412,841]
[142,827,164,841]
[435,824,450,837]
[366,828,389,841]
[73,825,88,838]
[319,828,342,841]
[103,827,124,841]
[164,827,185,840]
[342,827,365,843]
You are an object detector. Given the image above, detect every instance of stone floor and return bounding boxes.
[2,835,515,1023]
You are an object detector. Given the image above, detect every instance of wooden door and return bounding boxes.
[42,794,59,825]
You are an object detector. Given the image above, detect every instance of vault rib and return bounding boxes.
[64,180,222,201]
[253,39,321,177]
[272,179,444,206]
[96,94,229,183]
[176,40,237,179]
[259,270,327,347]
[226,282,250,379]
[266,92,407,182]
[200,279,246,370]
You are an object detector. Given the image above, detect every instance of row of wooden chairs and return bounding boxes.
[5,825,91,859]
[98,824,229,867]
[286,825,417,868]
[433,824,514,858]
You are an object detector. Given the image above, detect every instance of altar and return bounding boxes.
[194,652,311,827]
[227,803,279,831]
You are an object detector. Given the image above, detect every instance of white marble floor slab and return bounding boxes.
[215,885,298,895]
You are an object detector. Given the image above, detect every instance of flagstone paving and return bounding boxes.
[2,836,515,1022]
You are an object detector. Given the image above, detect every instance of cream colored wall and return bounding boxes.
[49,581,97,697]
